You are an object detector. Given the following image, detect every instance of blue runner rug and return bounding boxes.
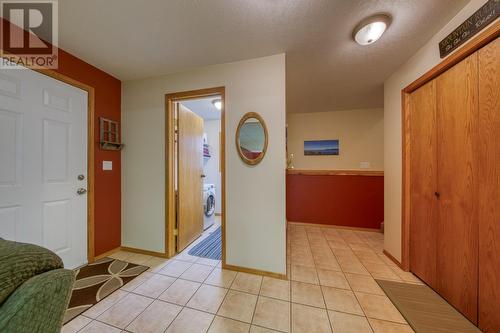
[188,226,221,260]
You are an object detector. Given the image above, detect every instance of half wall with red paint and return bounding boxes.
[286,172,384,229]
[1,18,122,256]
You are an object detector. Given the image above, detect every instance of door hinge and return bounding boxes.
[174,228,178,236]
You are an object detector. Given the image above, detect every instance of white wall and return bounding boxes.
[203,119,222,214]
[384,0,496,261]
[287,109,384,170]
[122,54,287,274]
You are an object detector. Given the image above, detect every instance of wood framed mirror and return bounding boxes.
[236,112,268,165]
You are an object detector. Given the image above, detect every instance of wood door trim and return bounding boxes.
[35,68,96,263]
[400,21,499,271]
[0,58,96,263]
[223,263,288,280]
[286,169,384,176]
[165,87,226,264]
[94,246,122,261]
[121,246,170,259]
[288,221,382,233]
[477,38,500,332]
[383,249,404,269]
[403,20,500,94]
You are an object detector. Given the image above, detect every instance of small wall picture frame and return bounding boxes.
[304,140,339,155]
[99,117,123,150]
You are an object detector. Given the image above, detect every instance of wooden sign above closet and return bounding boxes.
[439,0,499,58]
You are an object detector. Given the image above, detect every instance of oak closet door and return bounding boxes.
[435,52,479,323]
[409,80,438,288]
[478,37,500,333]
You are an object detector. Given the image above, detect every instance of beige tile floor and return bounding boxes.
[62,222,423,333]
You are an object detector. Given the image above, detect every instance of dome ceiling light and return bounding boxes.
[212,98,222,110]
[353,14,392,46]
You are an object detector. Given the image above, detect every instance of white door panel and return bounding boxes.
[0,72,21,99]
[0,67,87,269]
[0,109,22,187]
[0,205,21,240]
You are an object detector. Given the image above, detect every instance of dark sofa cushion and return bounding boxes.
[0,239,63,304]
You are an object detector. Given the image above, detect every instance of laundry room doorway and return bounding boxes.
[165,87,225,262]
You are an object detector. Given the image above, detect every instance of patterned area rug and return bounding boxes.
[63,257,148,324]
[188,226,221,260]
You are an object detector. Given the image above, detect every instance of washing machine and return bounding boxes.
[203,183,216,230]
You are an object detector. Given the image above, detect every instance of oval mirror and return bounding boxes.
[236,112,268,165]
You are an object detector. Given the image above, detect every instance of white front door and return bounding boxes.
[0,67,88,269]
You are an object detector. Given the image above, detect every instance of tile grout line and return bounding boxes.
[329,228,412,328]
[205,267,241,332]
[307,226,334,332]
[329,228,380,328]
[300,225,412,330]
[84,273,158,332]
[187,265,227,333]
[96,251,211,332]
[248,273,264,329]
[316,227,338,333]
[159,259,214,333]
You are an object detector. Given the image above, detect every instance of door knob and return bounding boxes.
[201,174,206,178]
[78,174,85,180]
[77,188,87,195]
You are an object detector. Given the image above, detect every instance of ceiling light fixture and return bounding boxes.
[212,98,222,110]
[353,14,391,46]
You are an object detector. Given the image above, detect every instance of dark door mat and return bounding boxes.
[188,226,221,260]
[63,257,148,324]
[376,279,481,333]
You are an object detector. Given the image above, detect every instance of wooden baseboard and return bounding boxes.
[287,221,382,233]
[121,246,169,258]
[383,249,405,270]
[223,263,287,280]
[94,246,122,261]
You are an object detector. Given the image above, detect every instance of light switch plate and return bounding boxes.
[359,162,371,169]
[103,161,113,171]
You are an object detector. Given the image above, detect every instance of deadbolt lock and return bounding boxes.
[77,188,87,195]
[78,174,85,181]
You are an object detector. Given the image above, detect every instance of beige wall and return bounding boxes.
[384,0,495,261]
[287,109,384,170]
[121,54,286,275]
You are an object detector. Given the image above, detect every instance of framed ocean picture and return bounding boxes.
[304,140,339,155]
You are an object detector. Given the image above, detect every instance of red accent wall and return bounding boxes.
[286,174,384,229]
[56,49,122,256]
[1,19,122,256]
[57,49,121,256]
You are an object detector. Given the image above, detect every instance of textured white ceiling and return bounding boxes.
[57,0,470,112]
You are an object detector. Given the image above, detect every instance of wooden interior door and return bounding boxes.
[409,80,438,288]
[177,103,204,252]
[478,37,500,333]
[435,53,479,323]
